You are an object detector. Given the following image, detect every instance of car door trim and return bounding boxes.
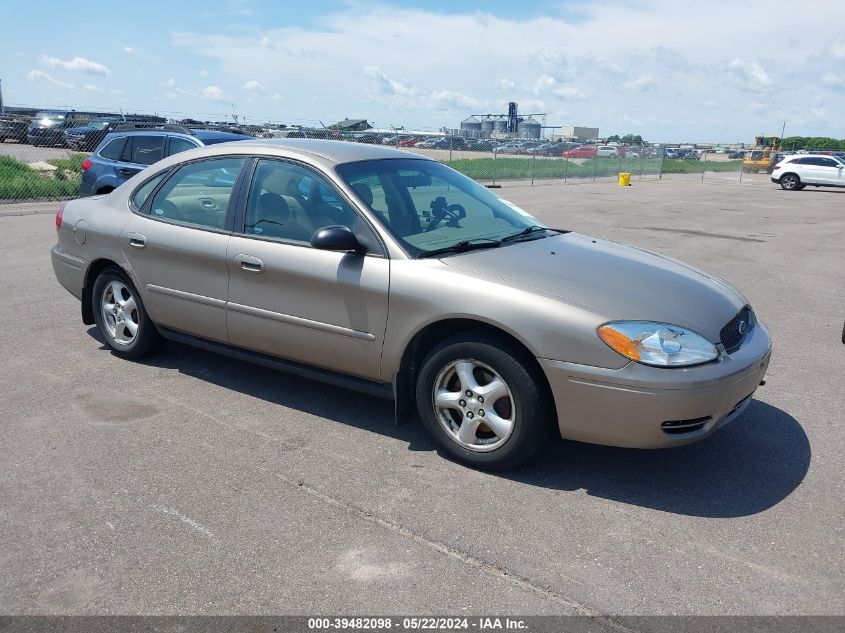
[157,326,392,399]
[227,301,376,341]
[146,284,226,309]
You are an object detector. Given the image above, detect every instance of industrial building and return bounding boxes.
[459,103,544,139]
[553,126,600,143]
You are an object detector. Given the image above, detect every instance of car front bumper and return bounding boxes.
[540,321,772,448]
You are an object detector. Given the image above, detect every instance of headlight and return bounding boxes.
[597,321,718,367]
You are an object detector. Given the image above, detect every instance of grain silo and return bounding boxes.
[460,116,482,137]
[518,117,542,139]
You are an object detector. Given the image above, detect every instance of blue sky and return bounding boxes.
[2,0,844,141]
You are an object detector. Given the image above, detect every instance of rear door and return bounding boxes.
[120,156,247,343]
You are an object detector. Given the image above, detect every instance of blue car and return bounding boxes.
[79,125,253,196]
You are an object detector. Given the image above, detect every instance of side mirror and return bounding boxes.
[311,225,365,254]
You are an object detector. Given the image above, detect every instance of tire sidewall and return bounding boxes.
[415,336,551,470]
[781,174,799,190]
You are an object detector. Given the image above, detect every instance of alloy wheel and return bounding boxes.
[432,358,516,452]
[101,281,140,345]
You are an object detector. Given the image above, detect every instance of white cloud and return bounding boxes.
[163,78,176,87]
[27,70,74,90]
[160,2,845,139]
[200,69,209,77]
[123,47,136,55]
[41,55,111,76]
[623,74,658,92]
[199,85,231,102]
[363,66,416,96]
[727,59,771,88]
[534,75,586,100]
[821,71,843,87]
[495,78,514,92]
[243,79,281,99]
[83,84,104,93]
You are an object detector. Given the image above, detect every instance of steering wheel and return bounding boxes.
[426,197,466,231]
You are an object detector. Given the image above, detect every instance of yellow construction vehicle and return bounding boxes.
[742,136,781,173]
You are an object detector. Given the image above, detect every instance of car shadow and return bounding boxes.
[87,329,810,519]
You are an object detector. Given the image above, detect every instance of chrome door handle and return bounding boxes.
[127,233,147,248]
[235,254,264,273]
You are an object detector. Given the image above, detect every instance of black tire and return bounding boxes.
[92,267,163,359]
[780,173,801,190]
[415,333,553,470]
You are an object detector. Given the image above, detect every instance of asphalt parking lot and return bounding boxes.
[0,179,842,617]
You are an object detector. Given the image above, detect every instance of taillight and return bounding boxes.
[82,159,92,171]
[56,203,66,231]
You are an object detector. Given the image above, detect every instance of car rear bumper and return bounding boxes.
[540,322,772,448]
[51,244,86,300]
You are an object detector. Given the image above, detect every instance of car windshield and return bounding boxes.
[85,121,111,130]
[336,158,547,257]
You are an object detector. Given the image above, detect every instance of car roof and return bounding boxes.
[191,129,253,142]
[204,138,434,164]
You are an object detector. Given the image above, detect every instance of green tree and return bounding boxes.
[780,136,845,151]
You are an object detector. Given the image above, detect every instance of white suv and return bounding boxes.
[771,154,845,190]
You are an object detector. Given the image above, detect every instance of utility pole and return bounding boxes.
[0,78,4,114]
[780,120,786,139]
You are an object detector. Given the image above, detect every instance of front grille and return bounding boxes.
[720,306,752,353]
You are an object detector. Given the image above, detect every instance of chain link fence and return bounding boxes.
[2,110,844,202]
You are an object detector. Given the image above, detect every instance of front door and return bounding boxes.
[121,156,247,343]
[226,159,390,381]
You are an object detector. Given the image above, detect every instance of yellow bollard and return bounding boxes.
[618,172,631,186]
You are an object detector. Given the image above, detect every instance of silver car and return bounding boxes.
[51,140,772,469]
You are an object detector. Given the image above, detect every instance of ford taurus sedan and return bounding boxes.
[51,140,771,469]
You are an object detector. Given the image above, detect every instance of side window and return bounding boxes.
[819,158,838,168]
[148,157,246,230]
[99,137,126,161]
[122,135,166,165]
[130,172,167,211]
[167,136,199,157]
[244,160,357,243]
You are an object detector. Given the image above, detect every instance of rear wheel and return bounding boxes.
[780,174,801,190]
[92,267,163,359]
[415,334,553,470]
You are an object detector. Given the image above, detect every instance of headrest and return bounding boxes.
[352,182,374,206]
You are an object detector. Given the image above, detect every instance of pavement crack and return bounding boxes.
[259,467,636,630]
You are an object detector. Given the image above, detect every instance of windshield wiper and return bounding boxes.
[417,238,502,259]
[499,225,562,244]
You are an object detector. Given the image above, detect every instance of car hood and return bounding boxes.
[440,232,747,342]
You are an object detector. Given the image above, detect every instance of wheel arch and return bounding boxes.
[80,258,125,324]
[392,317,556,424]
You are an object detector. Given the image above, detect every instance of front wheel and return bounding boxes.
[780,174,801,190]
[415,334,553,470]
[92,267,163,359]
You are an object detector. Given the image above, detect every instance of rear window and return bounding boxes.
[99,137,126,161]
